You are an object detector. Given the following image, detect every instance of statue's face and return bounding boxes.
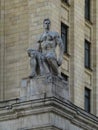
[43,20,50,30]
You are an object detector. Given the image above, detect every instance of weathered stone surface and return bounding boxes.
[27,18,64,78]
[0,1,98,130]
[20,74,69,101]
[0,97,98,130]
[0,0,98,116]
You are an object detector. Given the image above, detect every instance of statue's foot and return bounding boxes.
[29,73,37,78]
[29,75,34,78]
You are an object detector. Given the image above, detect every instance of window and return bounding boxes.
[61,23,68,53]
[85,40,91,68]
[85,0,90,20]
[85,87,91,113]
[61,72,68,81]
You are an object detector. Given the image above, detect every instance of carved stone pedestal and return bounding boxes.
[20,74,69,101]
[0,74,98,130]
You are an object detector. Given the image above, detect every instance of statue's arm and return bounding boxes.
[55,32,64,66]
[37,35,42,52]
[36,42,41,52]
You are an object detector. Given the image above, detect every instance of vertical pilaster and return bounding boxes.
[0,0,5,100]
[95,0,98,116]
[70,0,85,108]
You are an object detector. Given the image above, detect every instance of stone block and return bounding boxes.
[20,74,69,101]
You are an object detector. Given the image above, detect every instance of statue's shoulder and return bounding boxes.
[49,31,59,38]
[52,31,60,39]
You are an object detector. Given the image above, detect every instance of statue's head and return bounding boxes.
[43,18,51,31]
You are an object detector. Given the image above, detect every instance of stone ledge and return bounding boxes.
[0,97,98,130]
[17,125,61,130]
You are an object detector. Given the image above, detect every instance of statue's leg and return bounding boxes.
[37,55,45,75]
[46,57,58,75]
[29,57,37,78]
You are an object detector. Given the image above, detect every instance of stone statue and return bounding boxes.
[27,18,64,78]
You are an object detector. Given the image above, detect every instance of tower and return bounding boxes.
[0,0,98,129]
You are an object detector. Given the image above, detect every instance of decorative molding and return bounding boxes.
[0,97,98,130]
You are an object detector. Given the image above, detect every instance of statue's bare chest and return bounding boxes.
[40,32,56,49]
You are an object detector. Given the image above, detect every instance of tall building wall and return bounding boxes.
[0,0,98,116]
[69,0,85,109]
[0,0,52,100]
[0,0,29,99]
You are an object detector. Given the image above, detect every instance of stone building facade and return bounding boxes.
[0,0,98,129]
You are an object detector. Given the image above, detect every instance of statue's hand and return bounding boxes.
[27,48,37,57]
[27,48,32,57]
[57,59,62,66]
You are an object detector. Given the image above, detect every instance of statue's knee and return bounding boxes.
[30,58,36,65]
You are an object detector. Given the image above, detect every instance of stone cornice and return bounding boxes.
[0,97,98,129]
[17,125,61,130]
